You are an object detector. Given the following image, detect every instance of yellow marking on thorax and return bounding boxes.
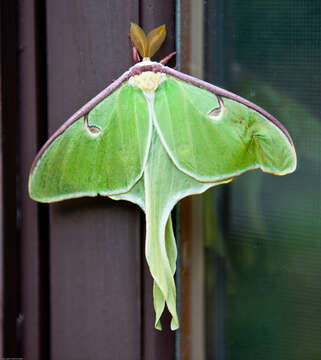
[129,71,166,92]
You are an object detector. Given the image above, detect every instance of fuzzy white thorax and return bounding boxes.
[129,71,167,92]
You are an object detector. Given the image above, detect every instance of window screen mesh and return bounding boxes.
[203,1,321,359]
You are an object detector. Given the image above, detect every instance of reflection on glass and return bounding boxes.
[178,1,321,359]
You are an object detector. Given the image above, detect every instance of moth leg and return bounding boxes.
[160,51,176,65]
[128,32,141,63]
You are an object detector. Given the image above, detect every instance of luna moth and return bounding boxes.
[29,23,296,330]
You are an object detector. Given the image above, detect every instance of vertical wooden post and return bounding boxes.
[17,1,178,358]
[19,0,49,359]
[45,1,142,359]
[0,0,21,357]
[0,9,3,353]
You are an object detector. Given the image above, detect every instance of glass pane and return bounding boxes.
[178,1,321,359]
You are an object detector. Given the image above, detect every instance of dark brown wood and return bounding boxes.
[180,0,191,74]
[140,1,176,359]
[0,4,3,354]
[143,261,176,360]
[49,199,142,359]
[0,0,21,357]
[140,0,176,64]
[45,1,142,359]
[19,1,49,359]
[179,198,192,360]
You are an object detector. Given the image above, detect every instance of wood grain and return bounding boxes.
[19,0,49,358]
[45,1,142,359]
[0,0,21,356]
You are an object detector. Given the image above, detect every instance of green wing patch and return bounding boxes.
[154,77,296,182]
[29,83,151,202]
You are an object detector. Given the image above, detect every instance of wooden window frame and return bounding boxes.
[1,1,177,359]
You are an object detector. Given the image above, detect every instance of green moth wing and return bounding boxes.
[154,75,296,182]
[29,81,151,202]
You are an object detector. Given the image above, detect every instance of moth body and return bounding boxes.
[129,70,166,92]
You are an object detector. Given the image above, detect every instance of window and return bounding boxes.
[178,1,321,359]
